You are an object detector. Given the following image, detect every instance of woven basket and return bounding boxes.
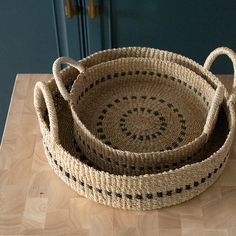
[34,46,236,210]
[53,57,224,175]
[34,76,235,211]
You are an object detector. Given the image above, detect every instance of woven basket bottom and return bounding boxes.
[75,72,209,153]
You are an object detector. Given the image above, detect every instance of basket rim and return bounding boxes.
[79,46,222,90]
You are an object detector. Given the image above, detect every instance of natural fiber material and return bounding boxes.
[34,46,236,210]
[53,57,224,175]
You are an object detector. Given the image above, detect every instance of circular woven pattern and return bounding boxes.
[75,72,206,153]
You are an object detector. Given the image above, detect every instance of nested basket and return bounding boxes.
[53,56,224,175]
[34,47,236,210]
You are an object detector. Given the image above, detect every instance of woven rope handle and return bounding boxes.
[203,85,224,136]
[34,82,59,142]
[204,47,236,105]
[53,57,85,101]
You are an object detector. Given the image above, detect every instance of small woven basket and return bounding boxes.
[34,46,236,210]
[53,57,225,175]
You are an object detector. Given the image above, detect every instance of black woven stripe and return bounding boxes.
[44,145,228,201]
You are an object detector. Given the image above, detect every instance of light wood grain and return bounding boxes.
[0,74,235,236]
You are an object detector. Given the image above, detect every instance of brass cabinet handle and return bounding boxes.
[87,0,99,19]
[64,0,79,19]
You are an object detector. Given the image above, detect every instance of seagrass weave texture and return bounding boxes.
[34,47,236,210]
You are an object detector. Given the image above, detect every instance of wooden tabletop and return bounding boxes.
[0,74,236,236]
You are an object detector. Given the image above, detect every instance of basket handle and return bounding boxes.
[204,47,236,105]
[203,84,224,136]
[52,57,85,101]
[34,81,59,142]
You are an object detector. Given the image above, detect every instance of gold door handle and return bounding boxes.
[87,0,99,19]
[64,0,79,19]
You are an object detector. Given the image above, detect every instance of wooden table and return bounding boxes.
[0,74,236,236]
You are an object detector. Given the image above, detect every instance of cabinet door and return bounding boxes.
[53,0,85,59]
[85,0,236,73]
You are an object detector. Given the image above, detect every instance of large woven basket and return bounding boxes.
[52,57,225,175]
[34,46,236,210]
[34,75,235,211]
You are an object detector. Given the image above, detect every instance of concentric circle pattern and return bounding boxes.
[75,69,207,152]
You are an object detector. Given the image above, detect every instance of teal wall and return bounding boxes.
[110,0,236,73]
[0,1,58,142]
